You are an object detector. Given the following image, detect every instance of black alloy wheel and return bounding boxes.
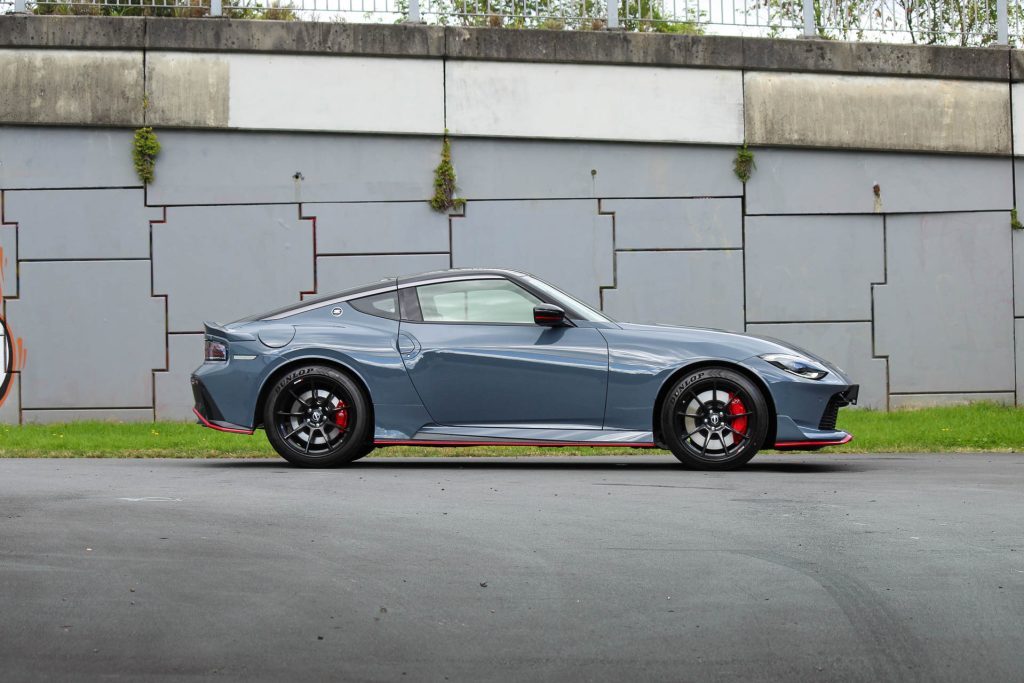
[661,367,769,470]
[264,365,373,467]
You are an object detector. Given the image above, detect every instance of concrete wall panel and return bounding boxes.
[316,254,450,293]
[149,131,439,205]
[451,200,613,308]
[1017,319,1024,406]
[0,374,19,425]
[23,409,155,424]
[747,72,1010,155]
[0,221,16,299]
[447,61,743,144]
[890,393,1016,409]
[228,54,444,134]
[455,139,741,200]
[156,334,203,421]
[311,202,449,255]
[153,205,314,332]
[1015,225,1024,317]
[6,260,165,409]
[0,127,137,189]
[875,213,1015,393]
[603,251,745,331]
[745,322,887,409]
[0,49,143,127]
[602,199,742,250]
[747,149,1012,215]
[5,190,160,260]
[146,52,229,128]
[745,216,884,322]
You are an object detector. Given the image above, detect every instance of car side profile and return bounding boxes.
[192,269,858,469]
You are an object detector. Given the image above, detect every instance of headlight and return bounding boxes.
[760,353,828,380]
[205,340,227,362]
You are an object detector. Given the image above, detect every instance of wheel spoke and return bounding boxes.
[682,426,705,441]
[700,431,710,458]
[722,424,747,440]
[677,410,702,419]
[283,424,304,439]
[288,389,309,407]
[277,411,306,417]
[724,412,752,419]
[303,427,313,454]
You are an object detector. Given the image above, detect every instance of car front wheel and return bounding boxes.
[660,366,769,470]
[263,365,374,468]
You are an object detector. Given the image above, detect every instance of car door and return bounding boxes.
[397,276,609,427]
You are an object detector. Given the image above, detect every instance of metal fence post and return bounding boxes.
[408,0,422,23]
[606,0,618,29]
[802,0,816,37]
[209,0,222,16]
[13,0,27,13]
[997,0,1009,45]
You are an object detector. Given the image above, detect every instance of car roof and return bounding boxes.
[234,269,531,323]
[396,268,529,286]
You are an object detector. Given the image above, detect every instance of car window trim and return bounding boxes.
[264,284,397,320]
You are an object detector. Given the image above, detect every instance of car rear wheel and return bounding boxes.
[660,367,769,470]
[263,365,374,468]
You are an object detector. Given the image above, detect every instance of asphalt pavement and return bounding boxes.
[1,453,1022,682]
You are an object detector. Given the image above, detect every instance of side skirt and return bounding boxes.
[375,426,657,448]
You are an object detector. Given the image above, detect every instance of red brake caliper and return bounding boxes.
[727,394,748,436]
[334,400,349,431]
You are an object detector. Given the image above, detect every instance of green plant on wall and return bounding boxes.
[733,144,755,183]
[430,132,465,213]
[132,127,161,185]
[1012,208,1023,230]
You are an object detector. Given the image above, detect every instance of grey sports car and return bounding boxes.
[192,269,858,469]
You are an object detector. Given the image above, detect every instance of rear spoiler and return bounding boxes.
[203,321,256,342]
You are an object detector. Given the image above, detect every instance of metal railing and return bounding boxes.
[0,0,1019,45]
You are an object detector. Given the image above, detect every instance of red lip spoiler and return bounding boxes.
[774,434,853,449]
[193,408,254,435]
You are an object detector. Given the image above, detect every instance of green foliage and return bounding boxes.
[749,0,1016,46]
[132,127,161,186]
[733,144,755,183]
[1012,208,1023,230]
[430,133,465,213]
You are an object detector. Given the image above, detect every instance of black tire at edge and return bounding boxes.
[263,364,374,468]
[660,366,769,470]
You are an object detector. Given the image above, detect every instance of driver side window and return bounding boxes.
[414,279,541,324]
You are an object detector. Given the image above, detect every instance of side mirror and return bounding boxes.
[533,304,566,327]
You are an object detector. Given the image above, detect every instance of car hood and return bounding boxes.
[613,322,836,367]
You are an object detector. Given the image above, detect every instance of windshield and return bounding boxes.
[519,275,613,323]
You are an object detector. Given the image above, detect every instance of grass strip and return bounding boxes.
[0,403,1020,458]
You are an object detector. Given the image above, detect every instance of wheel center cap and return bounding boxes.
[709,413,721,426]
[311,409,324,423]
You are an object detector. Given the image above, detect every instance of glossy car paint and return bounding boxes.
[192,269,856,447]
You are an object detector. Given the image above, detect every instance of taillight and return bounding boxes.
[205,339,227,362]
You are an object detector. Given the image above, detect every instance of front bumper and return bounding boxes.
[741,356,859,449]
[191,374,254,434]
[773,384,859,449]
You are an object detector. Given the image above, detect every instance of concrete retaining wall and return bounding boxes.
[0,17,1021,422]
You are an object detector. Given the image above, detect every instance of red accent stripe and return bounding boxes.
[193,407,254,435]
[375,439,658,448]
[774,433,853,448]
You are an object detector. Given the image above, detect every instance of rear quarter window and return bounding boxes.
[348,291,398,320]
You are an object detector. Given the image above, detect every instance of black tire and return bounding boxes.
[660,366,769,470]
[263,364,374,468]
